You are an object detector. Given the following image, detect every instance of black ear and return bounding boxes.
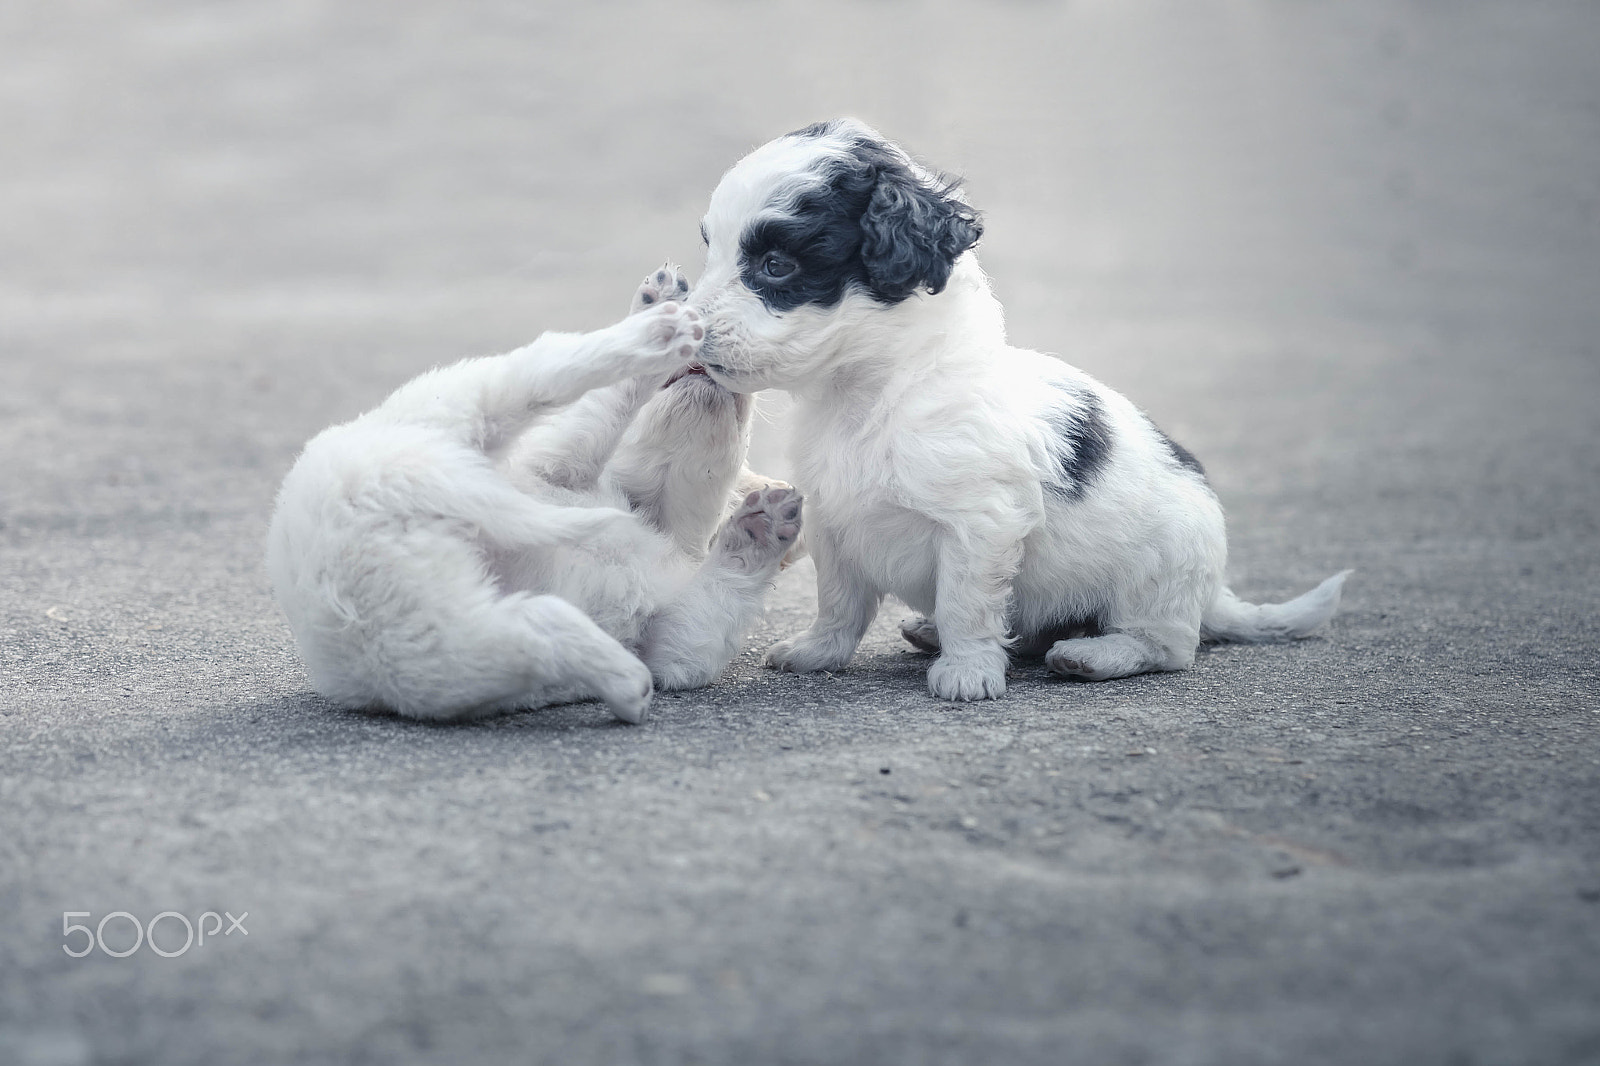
[858,167,983,303]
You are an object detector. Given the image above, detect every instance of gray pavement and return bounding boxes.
[3,3,1599,1064]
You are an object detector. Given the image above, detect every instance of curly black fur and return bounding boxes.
[740,123,983,312]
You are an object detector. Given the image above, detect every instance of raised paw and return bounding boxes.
[730,473,808,564]
[711,485,802,575]
[900,616,941,654]
[631,299,704,373]
[631,263,692,315]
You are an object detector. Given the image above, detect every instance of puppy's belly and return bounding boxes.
[491,521,687,646]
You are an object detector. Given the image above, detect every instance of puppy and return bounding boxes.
[266,267,801,723]
[689,119,1347,701]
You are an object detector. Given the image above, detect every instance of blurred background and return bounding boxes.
[3,4,1598,1064]
[5,2,1594,505]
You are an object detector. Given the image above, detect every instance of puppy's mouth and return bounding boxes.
[699,362,744,387]
[691,331,755,392]
[662,363,710,388]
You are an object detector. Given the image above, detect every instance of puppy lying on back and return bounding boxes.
[267,267,801,723]
[688,120,1347,701]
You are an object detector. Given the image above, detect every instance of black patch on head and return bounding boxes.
[787,120,845,139]
[739,125,983,313]
[1145,416,1206,479]
[1042,385,1113,501]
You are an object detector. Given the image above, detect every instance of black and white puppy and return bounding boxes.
[689,119,1347,701]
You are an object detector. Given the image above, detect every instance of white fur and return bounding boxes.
[691,120,1347,701]
[266,268,801,723]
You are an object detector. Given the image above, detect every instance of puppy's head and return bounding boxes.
[692,119,983,392]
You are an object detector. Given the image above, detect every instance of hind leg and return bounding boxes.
[1044,621,1197,681]
[727,468,805,566]
[391,593,656,724]
[901,615,1104,658]
[508,595,657,722]
[900,615,941,654]
[1041,547,1213,681]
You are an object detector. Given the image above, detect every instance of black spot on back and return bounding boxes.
[1147,418,1206,479]
[1042,386,1113,500]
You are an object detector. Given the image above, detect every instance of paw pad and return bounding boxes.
[715,486,804,573]
[633,263,692,314]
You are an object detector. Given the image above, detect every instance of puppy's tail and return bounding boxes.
[1200,570,1352,643]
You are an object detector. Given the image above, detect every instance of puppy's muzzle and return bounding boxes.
[693,329,742,386]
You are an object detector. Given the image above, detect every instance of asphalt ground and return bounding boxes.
[2,3,1598,1064]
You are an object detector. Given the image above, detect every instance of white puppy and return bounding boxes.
[267,267,802,723]
[689,119,1347,701]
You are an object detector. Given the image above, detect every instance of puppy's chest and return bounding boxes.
[796,437,896,521]
[797,445,937,597]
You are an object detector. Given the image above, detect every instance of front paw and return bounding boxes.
[631,263,691,315]
[927,652,1007,701]
[764,638,799,670]
[633,300,704,374]
[764,632,851,674]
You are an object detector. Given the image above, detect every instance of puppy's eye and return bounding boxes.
[760,252,798,281]
[700,222,709,246]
